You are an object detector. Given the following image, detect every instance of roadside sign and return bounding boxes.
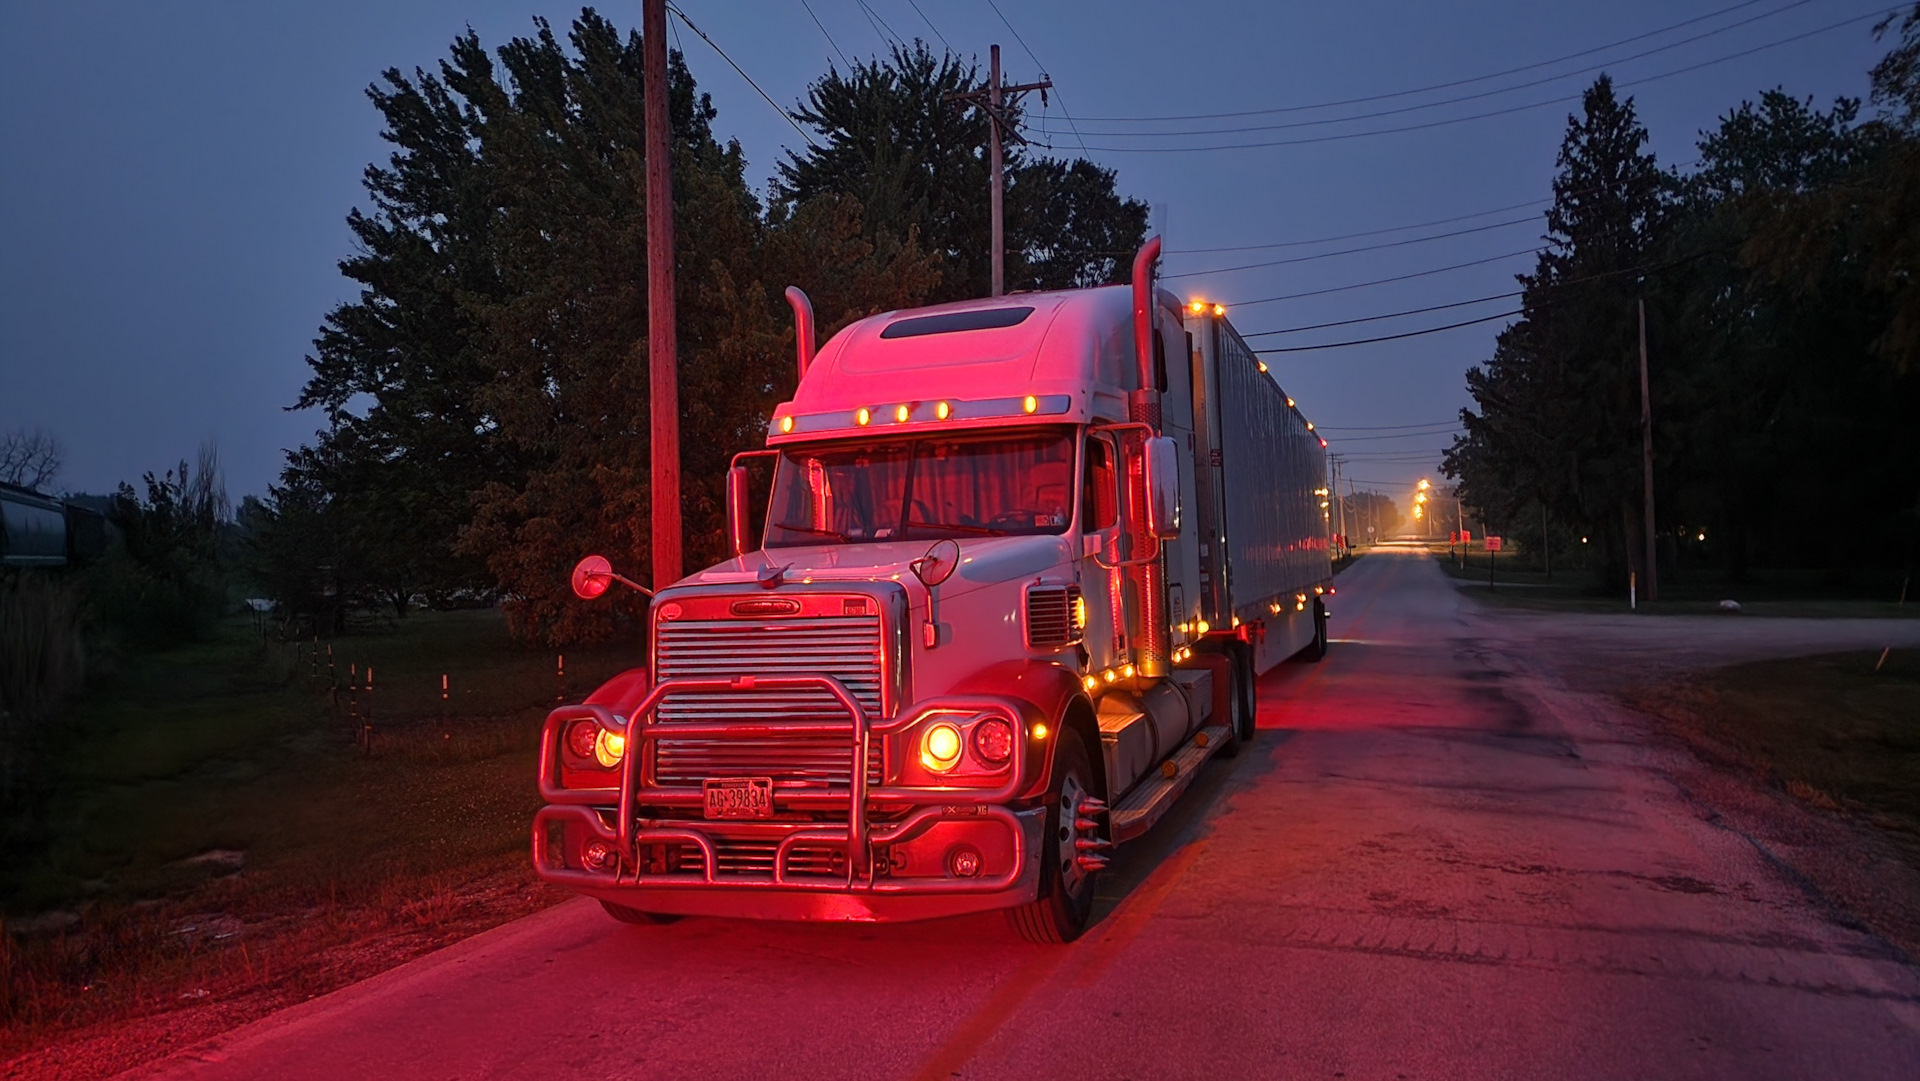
[1486,536,1503,552]
[1461,530,1471,543]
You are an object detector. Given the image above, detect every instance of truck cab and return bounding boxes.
[533,240,1332,941]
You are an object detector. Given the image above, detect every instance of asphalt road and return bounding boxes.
[127,548,1920,1080]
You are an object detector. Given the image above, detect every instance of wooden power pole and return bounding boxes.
[947,45,1050,297]
[643,0,681,587]
[1638,296,1657,602]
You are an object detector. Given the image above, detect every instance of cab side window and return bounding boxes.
[1082,436,1117,531]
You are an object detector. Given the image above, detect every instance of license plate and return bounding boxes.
[702,777,774,820]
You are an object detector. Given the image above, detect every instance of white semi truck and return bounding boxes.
[534,238,1334,941]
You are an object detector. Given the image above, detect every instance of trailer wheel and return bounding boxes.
[1303,600,1329,662]
[600,900,682,925]
[1008,729,1101,943]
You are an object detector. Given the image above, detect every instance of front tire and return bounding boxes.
[1008,729,1101,943]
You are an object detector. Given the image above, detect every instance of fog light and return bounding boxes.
[582,840,615,872]
[972,717,1014,765]
[947,846,982,877]
[567,720,599,759]
[594,728,627,768]
[921,722,963,772]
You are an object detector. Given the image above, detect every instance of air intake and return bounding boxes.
[1026,585,1083,648]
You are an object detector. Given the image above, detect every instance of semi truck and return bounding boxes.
[533,238,1333,941]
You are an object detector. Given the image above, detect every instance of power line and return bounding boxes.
[1323,429,1464,442]
[1241,290,1521,338]
[1053,0,1822,138]
[1175,198,1548,255]
[854,1,902,48]
[1224,246,1544,308]
[983,0,1089,155]
[1071,0,1779,122]
[903,0,952,52]
[1046,10,1898,154]
[1164,215,1540,279]
[1253,309,1523,354]
[668,5,820,147]
[1318,420,1461,431]
[799,0,850,68]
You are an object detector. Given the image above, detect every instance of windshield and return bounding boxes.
[765,430,1076,547]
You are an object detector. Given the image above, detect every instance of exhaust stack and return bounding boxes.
[785,286,816,380]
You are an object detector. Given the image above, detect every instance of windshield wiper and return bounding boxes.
[906,518,1005,537]
[769,521,849,541]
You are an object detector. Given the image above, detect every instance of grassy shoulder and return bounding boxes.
[1431,545,1917,618]
[0,610,642,1076]
[1624,649,1920,860]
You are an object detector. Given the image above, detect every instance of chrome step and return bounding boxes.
[1110,725,1232,843]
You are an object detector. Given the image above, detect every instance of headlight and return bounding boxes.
[971,717,1014,765]
[920,722,963,772]
[593,728,627,768]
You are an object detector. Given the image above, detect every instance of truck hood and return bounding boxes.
[683,534,1074,601]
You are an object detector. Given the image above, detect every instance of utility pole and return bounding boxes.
[644,0,681,587]
[1638,296,1657,602]
[947,45,1050,297]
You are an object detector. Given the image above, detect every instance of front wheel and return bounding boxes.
[1008,729,1102,943]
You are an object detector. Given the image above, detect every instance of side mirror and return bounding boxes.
[572,555,614,600]
[570,555,651,600]
[725,465,757,557]
[1143,435,1181,540]
[911,538,961,587]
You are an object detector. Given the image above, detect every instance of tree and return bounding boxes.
[1447,77,1669,588]
[277,11,940,645]
[0,429,62,491]
[778,42,1148,302]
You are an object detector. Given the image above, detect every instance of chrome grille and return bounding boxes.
[652,613,885,787]
[1026,585,1082,647]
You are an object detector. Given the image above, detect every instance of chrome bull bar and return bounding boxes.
[534,676,1029,893]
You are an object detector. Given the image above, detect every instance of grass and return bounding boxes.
[0,610,644,1073]
[1430,546,1918,618]
[1624,649,1920,862]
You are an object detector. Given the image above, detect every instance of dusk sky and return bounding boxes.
[0,1,1892,503]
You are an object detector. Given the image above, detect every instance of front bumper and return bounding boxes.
[531,675,1045,922]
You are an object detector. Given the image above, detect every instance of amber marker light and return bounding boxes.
[1123,663,1136,678]
[779,415,795,434]
[1196,619,1210,634]
[1189,300,1206,314]
[1257,361,1268,372]
[1022,394,1039,414]
[935,401,951,420]
[1031,722,1051,741]
[1286,397,1295,407]
[895,404,911,423]
[1212,303,1225,316]
[921,723,963,773]
[1083,675,1099,692]
[855,407,872,426]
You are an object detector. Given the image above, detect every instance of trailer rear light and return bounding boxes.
[971,718,1014,765]
[594,729,627,768]
[921,723,963,773]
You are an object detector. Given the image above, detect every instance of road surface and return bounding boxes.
[127,548,1920,1080]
